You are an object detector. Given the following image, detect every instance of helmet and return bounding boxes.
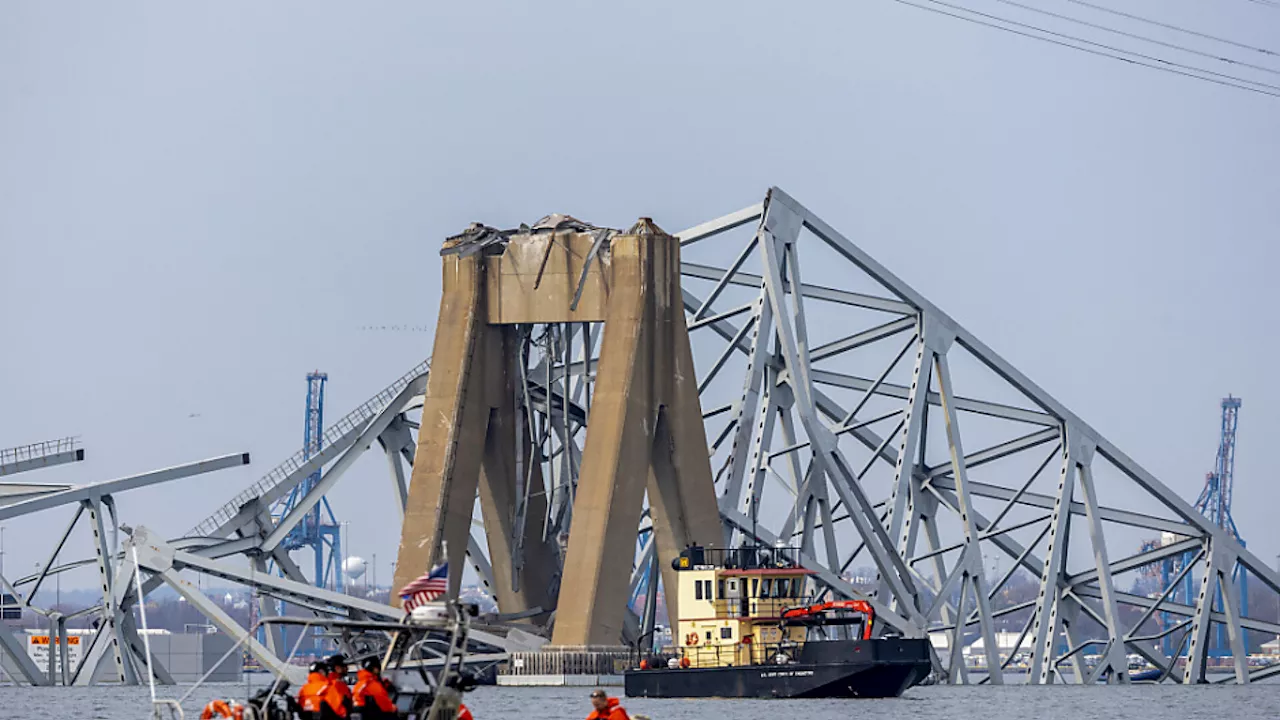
[325,654,348,669]
[309,661,329,674]
[360,657,381,672]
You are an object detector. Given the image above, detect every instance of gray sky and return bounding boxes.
[2,1,1278,589]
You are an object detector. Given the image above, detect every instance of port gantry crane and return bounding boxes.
[273,371,344,592]
[1192,396,1245,656]
[1142,396,1246,657]
[263,372,345,651]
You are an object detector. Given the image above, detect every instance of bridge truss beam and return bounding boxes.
[12,187,1274,688]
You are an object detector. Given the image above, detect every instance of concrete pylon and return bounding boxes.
[552,220,722,646]
[393,248,559,624]
[393,218,721,645]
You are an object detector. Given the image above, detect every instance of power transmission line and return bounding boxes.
[887,0,1280,98]
[992,0,1280,76]
[1064,0,1279,57]
[918,0,1280,91]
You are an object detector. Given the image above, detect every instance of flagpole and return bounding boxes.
[440,540,449,598]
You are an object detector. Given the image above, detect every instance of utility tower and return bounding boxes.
[1192,396,1245,656]
[273,372,344,593]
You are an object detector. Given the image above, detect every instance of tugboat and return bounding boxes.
[624,545,932,699]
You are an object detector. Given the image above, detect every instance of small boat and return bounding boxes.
[624,545,932,699]
[1129,668,1164,683]
[156,601,485,719]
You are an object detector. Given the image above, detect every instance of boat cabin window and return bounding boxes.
[718,579,726,599]
[775,578,790,597]
[808,619,864,642]
[693,579,713,600]
[696,579,715,600]
[725,579,740,599]
[761,579,773,597]
[751,578,759,597]
[720,627,733,639]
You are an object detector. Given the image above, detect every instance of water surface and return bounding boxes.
[6,681,1280,719]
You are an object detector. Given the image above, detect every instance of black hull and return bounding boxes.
[625,639,932,699]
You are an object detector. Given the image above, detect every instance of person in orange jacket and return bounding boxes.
[457,703,474,720]
[326,655,354,708]
[296,661,332,717]
[353,657,398,719]
[322,681,351,719]
[586,689,629,720]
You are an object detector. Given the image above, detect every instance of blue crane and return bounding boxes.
[260,372,344,653]
[273,371,344,593]
[1191,396,1244,656]
[1143,396,1245,657]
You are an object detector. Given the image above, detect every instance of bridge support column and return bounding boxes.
[394,254,560,621]
[554,224,721,645]
[396,218,720,645]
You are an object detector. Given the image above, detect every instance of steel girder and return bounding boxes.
[0,437,84,478]
[0,455,250,686]
[670,187,1278,684]
[18,187,1274,688]
[163,354,584,665]
[355,188,1271,680]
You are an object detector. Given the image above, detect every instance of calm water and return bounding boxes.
[5,682,1280,720]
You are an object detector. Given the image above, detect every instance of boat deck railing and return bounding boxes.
[684,545,805,570]
[636,640,803,670]
[712,596,811,619]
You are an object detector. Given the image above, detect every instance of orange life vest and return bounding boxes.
[586,697,630,720]
[353,668,397,712]
[298,671,331,714]
[323,678,350,718]
[328,672,352,700]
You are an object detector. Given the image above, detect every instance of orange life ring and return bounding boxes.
[200,700,236,720]
[685,632,699,646]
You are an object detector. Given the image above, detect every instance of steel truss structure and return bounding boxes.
[1,364,511,686]
[671,188,1280,684]
[378,187,1278,683]
[0,453,250,685]
[6,187,1277,687]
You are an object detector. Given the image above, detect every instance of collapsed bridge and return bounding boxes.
[3,188,1277,686]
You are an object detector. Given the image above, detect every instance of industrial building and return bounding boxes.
[0,628,237,684]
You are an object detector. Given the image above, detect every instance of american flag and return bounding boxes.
[400,561,449,611]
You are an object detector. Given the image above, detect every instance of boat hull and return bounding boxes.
[624,639,932,699]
